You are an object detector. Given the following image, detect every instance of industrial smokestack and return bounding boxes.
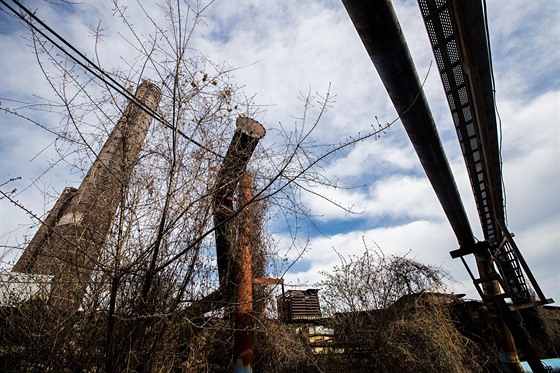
[13,81,162,311]
[211,117,265,373]
[213,116,265,292]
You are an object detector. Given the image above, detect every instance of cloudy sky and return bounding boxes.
[1,0,558,304]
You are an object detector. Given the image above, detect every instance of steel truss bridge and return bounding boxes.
[418,0,549,308]
[342,1,553,372]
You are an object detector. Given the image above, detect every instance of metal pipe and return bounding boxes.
[213,116,265,293]
[340,1,524,371]
[211,118,264,372]
[233,172,254,373]
[341,0,475,249]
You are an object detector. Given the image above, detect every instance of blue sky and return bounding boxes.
[0,0,558,304]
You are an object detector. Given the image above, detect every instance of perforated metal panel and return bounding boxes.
[418,0,531,304]
[419,0,497,242]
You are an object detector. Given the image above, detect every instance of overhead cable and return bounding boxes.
[1,0,223,158]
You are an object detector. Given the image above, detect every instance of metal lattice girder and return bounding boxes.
[417,0,536,305]
[418,0,503,244]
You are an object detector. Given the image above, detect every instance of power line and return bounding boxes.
[1,0,223,158]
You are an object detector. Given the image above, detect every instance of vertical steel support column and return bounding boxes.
[233,172,254,373]
[13,81,162,311]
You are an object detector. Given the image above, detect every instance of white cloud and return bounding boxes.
[488,1,559,99]
[0,0,558,306]
[283,219,475,296]
[324,138,418,179]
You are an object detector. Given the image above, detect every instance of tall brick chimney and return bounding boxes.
[13,81,162,311]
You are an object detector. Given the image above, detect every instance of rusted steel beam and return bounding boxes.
[12,81,162,311]
[212,116,265,292]
[233,172,254,373]
[252,278,284,285]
